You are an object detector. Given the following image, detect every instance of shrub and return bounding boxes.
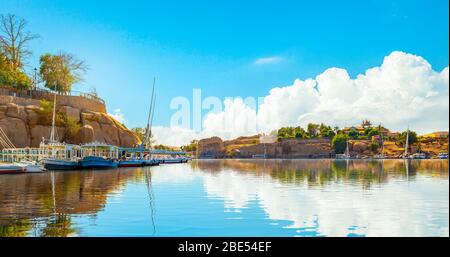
[332,134,348,154]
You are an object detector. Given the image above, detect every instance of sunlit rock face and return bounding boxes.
[197,137,226,158]
[0,96,140,148]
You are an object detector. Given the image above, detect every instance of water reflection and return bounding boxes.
[0,160,448,237]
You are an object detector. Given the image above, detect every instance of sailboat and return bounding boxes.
[374,134,387,159]
[141,78,160,166]
[336,137,351,159]
[41,91,81,170]
[402,128,410,159]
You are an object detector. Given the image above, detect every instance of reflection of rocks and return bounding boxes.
[0,169,142,228]
[197,159,449,236]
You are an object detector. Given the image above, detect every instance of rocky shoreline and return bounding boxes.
[0,93,140,148]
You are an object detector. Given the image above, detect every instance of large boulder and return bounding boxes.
[99,123,120,146]
[197,137,225,158]
[352,141,369,153]
[60,105,81,123]
[119,130,140,148]
[0,117,30,147]
[74,125,94,144]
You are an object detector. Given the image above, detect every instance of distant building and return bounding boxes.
[342,120,393,138]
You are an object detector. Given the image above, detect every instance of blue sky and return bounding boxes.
[1,0,449,130]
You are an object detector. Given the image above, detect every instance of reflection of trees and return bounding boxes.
[40,214,76,237]
[0,168,145,237]
[193,159,448,189]
[0,219,32,237]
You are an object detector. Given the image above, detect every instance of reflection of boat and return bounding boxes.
[0,164,24,174]
[43,158,80,170]
[81,156,118,168]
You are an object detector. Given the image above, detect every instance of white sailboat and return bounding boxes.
[40,91,80,170]
[336,137,351,159]
[402,128,409,159]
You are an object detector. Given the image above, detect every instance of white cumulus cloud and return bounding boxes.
[109,108,127,125]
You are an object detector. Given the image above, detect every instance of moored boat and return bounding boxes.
[81,156,118,169]
[119,159,144,167]
[142,159,160,166]
[437,152,448,159]
[43,158,81,170]
[410,153,427,159]
[17,160,46,173]
[0,164,25,174]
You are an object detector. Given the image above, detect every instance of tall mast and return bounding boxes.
[49,90,57,142]
[404,128,409,157]
[144,78,156,148]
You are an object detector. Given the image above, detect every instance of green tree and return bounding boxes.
[0,53,32,88]
[319,123,334,138]
[307,123,320,138]
[368,142,379,152]
[398,130,418,146]
[332,134,348,154]
[348,128,359,139]
[39,53,87,93]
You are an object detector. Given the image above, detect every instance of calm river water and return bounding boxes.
[0,159,448,237]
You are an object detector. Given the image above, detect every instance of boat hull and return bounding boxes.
[119,160,144,167]
[81,157,118,169]
[43,159,80,170]
[0,166,25,174]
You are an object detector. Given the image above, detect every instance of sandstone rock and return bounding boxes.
[197,137,225,158]
[60,105,81,123]
[352,141,368,152]
[6,103,27,121]
[25,108,39,126]
[98,113,114,125]
[74,125,94,144]
[0,117,30,147]
[29,125,65,147]
[80,112,97,123]
[119,130,140,148]
[99,123,120,146]
[82,120,103,142]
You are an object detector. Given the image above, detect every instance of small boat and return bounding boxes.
[0,164,25,174]
[81,156,118,169]
[410,153,427,159]
[142,159,160,166]
[43,158,81,170]
[17,160,46,173]
[437,153,448,159]
[163,157,187,164]
[119,159,144,167]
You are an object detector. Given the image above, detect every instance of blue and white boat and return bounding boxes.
[118,159,144,167]
[42,158,80,170]
[81,156,118,169]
